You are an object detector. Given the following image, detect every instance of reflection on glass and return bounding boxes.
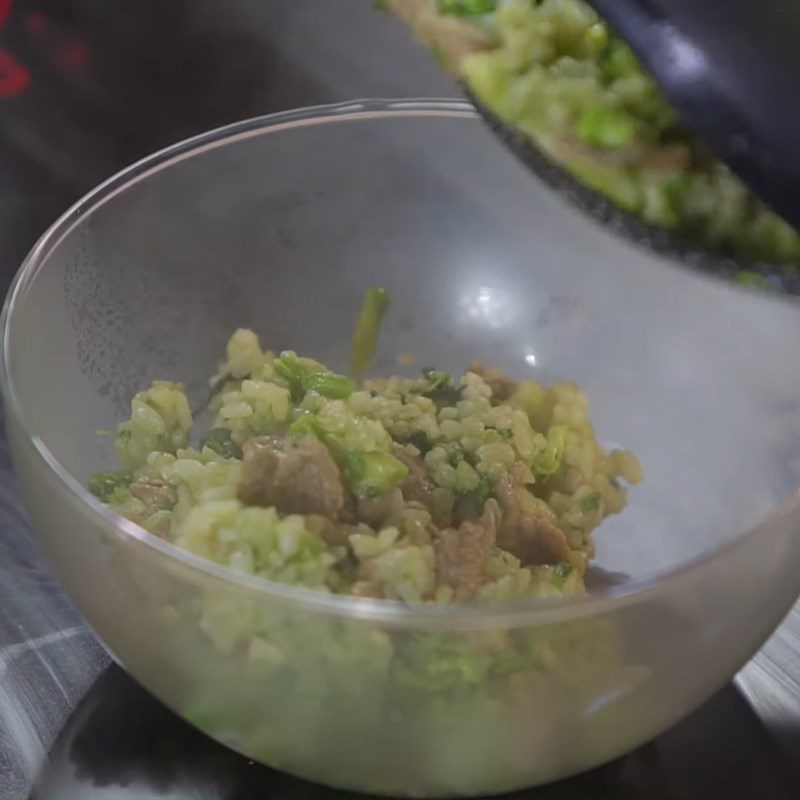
[460,285,510,329]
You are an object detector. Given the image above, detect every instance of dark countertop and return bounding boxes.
[28,670,800,799]
[1,2,799,797]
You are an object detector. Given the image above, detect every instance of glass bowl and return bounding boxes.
[3,99,800,797]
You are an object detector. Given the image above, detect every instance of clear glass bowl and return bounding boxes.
[3,99,800,797]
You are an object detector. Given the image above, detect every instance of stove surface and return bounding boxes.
[31,667,797,799]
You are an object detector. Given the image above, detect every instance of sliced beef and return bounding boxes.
[303,514,355,548]
[394,445,436,505]
[130,478,177,513]
[495,477,571,565]
[432,503,499,602]
[238,435,344,518]
[241,434,286,457]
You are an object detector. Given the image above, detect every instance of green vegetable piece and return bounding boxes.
[580,492,601,512]
[291,415,405,496]
[274,356,309,401]
[438,0,497,16]
[350,286,391,377]
[585,22,609,54]
[290,413,317,437]
[600,38,639,80]
[577,105,636,149]
[88,471,132,503]
[443,440,466,466]
[554,563,573,588]
[472,474,493,507]
[291,414,347,461]
[275,356,355,401]
[430,652,489,684]
[422,368,452,390]
[305,371,357,399]
[200,427,243,459]
[652,176,690,229]
[421,368,462,407]
[454,474,493,522]
[341,451,408,498]
[734,271,773,291]
[532,425,568,476]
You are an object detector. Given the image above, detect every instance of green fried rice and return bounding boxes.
[385,0,800,270]
[91,327,641,605]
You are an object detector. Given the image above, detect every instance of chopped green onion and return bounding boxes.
[305,371,357,399]
[453,474,493,522]
[464,474,492,509]
[421,368,462,407]
[422,368,452,390]
[600,38,639,80]
[438,0,497,16]
[532,425,568,476]
[290,413,323,440]
[579,492,601,512]
[274,356,309,401]
[200,427,243,459]
[473,475,493,507]
[88,471,132,502]
[734,271,773,291]
[350,286,391,377]
[443,440,466,467]
[275,356,356,401]
[577,105,636,149]
[341,451,408,498]
[553,563,573,588]
[291,413,348,456]
[291,415,405,496]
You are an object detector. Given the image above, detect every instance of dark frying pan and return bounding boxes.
[467,0,800,295]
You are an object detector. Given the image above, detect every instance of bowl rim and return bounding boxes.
[3,97,799,629]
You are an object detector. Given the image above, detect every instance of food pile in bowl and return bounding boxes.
[385,0,800,273]
[85,288,644,794]
[90,292,641,607]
